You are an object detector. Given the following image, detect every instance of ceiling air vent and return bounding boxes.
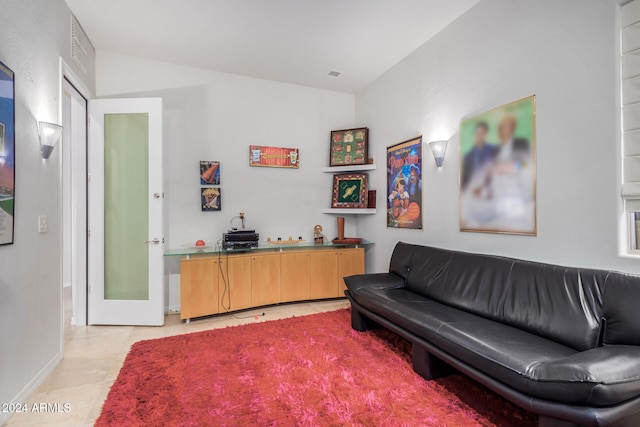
[328,70,341,78]
[70,15,89,75]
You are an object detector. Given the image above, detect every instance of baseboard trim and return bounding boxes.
[165,306,180,314]
[0,350,63,425]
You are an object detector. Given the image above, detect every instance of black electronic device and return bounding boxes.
[223,230,259,250]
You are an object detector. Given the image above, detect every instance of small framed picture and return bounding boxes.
[329,127,368,166]
[331,173,369,208]
[201,187,221,211]
[249,146,299,168]
[200,161,220,185]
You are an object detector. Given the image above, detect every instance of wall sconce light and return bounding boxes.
[38,121,63,159]
[428,140,448,169]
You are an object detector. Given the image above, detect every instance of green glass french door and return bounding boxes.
[88,98,163,325]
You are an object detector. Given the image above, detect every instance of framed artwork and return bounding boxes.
[330,127,368,166]
[249,145,299,168]
[200,161,220,185]
[331,173,368,208]
[387,136,423,229]
[201,188,221,211]
[0,60,15,245]
[459,95,536,235]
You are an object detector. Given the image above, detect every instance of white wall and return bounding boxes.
[96,52,355,311]
[0,0,95,423]
[356,0,638,274]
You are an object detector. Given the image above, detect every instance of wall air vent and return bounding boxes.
[70,15,89,75]
[328,70,342,78]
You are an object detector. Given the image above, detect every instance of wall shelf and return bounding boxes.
[321,164,376,173]
[322,208,377,215]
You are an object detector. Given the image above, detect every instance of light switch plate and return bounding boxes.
[38,215,48,234]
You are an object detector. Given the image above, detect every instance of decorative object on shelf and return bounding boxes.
[313,224,326,244]
[249,145,299,168]
[200,161,220,185]
[190,240,210,251]
[266,236,306,245]
[0,60,14,245]
[38,121,63,160]
[387,136,423,230]
[332,216,362,245]
[428,140,448,169]
[367,190,376,209]
[201,187,221,211]
[331,173,368,209]
[459,95,536,236]
[329,127,368,166]
[229,212,246,230]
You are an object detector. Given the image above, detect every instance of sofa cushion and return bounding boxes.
[395,243,605,351]
[349,285,640,406]
[501,261,604,351]
[603,271,640,346]
[389,241,426,280]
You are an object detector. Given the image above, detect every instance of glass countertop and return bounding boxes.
[164,240,373,257]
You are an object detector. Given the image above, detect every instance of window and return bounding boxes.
[621,0,640,253]
[629,212,640,252]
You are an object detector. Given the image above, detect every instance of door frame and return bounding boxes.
[59,58,92,331]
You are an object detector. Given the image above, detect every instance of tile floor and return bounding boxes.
[5,287,349,426]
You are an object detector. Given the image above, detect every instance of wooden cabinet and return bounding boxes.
[179,247,366,321]
[251,254,281,307]
[180,258,218,320]
[221,255,252,312]
[281,252,310,302]
[309,250,339,299]
[338,248,365,292]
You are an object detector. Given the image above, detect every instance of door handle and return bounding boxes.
[143,238,160,245]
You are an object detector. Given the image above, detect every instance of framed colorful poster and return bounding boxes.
[249,145,299,168]
[459,95,536,235]
[201,188,221,211]
[387,136,423,229]
[200,161,220,185]
[331,173,368,208]
[330,127,368,166]
[0,60,15,245]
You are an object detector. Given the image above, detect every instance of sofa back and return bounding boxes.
[392,243,609,351]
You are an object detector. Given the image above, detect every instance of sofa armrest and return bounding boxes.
[344,272,405,294]
[533,345,640,406]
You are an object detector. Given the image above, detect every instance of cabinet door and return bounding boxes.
[281,251,310,302]
[180,258,218,320]
[309,251,339,299]
[251,253,281,307]
[338,248,365,292]
[219,254,252,311]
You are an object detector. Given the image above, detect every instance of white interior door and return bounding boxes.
[88,98,164,326]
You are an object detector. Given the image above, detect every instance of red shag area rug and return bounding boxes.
[96,309,536,426]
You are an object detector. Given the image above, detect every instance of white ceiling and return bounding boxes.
[65,0,480,93]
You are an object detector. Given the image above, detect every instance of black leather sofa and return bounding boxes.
[344,242,640,427]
